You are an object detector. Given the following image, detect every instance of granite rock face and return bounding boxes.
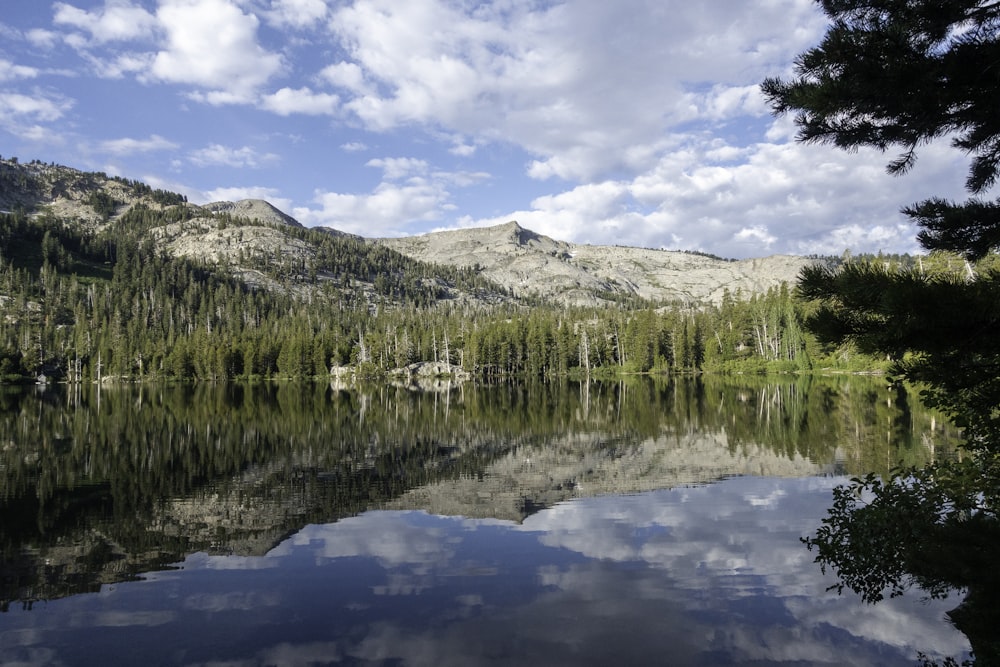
[377,221,816,306]
[202,199,302,228]
[2,158,816,306]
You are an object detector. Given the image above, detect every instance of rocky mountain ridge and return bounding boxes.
[0,157,816,306]
[377,221,814,306]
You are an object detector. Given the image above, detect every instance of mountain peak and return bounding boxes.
[203,199,301,228]
[379,224,815,306]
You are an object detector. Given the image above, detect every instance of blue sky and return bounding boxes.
[0,0,976,258]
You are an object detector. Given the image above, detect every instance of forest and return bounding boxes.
[0,174,988,384]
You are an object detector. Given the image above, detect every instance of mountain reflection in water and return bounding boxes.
[0,377,971,665]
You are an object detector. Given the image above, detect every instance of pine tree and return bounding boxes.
[763,0,1000,448]
[762,0,1000,258]
[766,3,1000,656]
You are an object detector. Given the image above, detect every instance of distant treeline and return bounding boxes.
[0,197,989,383]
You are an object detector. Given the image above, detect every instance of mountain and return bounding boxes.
[0,155,859,382]
[202,198,302,228]
[0,157,188,228]
[0,157,507,309]
[0,157,814,308]
[376,221,813,306]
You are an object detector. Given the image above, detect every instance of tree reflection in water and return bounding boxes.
[804,454,1000,667]
[0,376,971,664]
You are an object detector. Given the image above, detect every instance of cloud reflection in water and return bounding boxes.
[0,477,970,667]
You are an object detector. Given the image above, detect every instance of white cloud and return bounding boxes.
[515,478,969,662]
[2,0,976,258]
[443,128,965,258]
[294,157,492,235]
[437,170,490,187]
[159,478,966,666]
[366,157,428,181]
[190,144,280,168]
[150,0,283,103]
[15,125,61,143]
[89,611,175,627]
[100,133,178,155]
[449,142,476,157]
[699,84,771,121]
[25,28,60,49]
[0,59,39,82]
[263,0,329,28]
[321,0,827,183]
[260,87,339,116]
[184,590,282,613]
[287,0,948,257]
[734,225,777,248]
[0,90,72,124]
[45,0,284,104]
[296,179,450,236]
[257,642,345,667]
[53,1,158,44]
[91,52,154,79]
[319,62,371,95]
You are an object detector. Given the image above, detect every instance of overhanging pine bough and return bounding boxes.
[762,0,1000,260]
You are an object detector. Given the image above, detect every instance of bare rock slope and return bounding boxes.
[2,158,814,307]
[377,221,815,306]
[203,199,302,228]
[151,200,309,265]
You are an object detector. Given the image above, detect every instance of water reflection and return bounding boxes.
[0,376,968,665]
[1,478,969,666]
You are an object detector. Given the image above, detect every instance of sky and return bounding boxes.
[0,0,979,258]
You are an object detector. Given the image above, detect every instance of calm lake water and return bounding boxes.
[0,376,972,666]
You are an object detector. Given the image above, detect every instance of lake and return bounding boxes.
[0,376,972,666]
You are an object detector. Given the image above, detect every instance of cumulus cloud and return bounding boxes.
[0,475,966,666]
[0,90,73,124]
[23,28,60,50]
[150,0,283,103]
[294,158,490,235]
[4,0,978,257]
[321,0,827,183]
[448,141,476,157]
[190,144,280,168]
[442,130,964,257]
[287,0,955,256]
[53,0,158,44]
[257,642,345,667]
[89,611,175,628]
[319,62,372,96]
[296,180,450,236]
[262,0,330,28]
[366,157,429,180]
[261,87,339,116]
[100,133,178,155]
[184,590,282,613]
[42,0,283,103]
[0,59,40,82]
[699,84,772,121]
[86,51,153,79]
[272,513,454,571]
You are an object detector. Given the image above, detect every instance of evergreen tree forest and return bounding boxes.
[0,182,989,384]
[0,160,984,382]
